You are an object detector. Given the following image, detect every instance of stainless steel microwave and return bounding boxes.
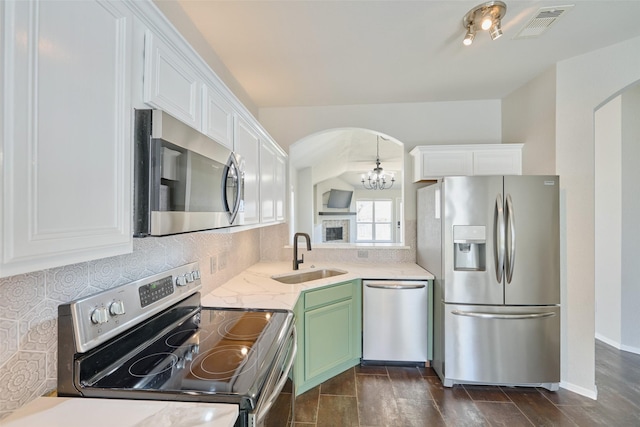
[133,109,244,237]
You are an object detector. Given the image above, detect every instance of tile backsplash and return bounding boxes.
[0,221,417,418]
[0,227,262,418]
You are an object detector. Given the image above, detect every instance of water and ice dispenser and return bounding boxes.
[453,225,486,271]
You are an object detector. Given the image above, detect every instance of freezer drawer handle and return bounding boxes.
[451,310,556,320]
[365,283,426,289]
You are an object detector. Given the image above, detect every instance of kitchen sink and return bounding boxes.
[271,268,347,284]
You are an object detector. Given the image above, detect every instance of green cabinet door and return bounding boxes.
[293,280,361,395]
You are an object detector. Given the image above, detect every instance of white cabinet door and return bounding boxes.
[473,149,522,175]
[1,0,133,278]
[275,153,287,222]
[260,140,277,223]
[234,117,260,224]
[202,84,234,150]
[413,150,473,181]
[143,30,200,129]
[260,138,288,224]
[410,144,523,181]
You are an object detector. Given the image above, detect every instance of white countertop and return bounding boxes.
[3,263,430,426]
[0,397,238,427]
[201,261,434,310]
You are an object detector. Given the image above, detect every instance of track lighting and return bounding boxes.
[489,20,503,40]
[463,26,476,46]
[462,1,507,46]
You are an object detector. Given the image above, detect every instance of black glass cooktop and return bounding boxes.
[76,296,293,407]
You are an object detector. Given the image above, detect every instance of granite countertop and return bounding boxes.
[0,397,238,427]
[201,261,434,310]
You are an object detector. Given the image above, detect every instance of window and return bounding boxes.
[356,199,393,242]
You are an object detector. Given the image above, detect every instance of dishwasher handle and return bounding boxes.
[364,280,428,290]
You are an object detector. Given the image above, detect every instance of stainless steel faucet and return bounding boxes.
[293,232,312,270]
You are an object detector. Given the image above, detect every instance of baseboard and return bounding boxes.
[595,333,621,349]
[560,381,598,400]
[620,343,640,355]
[595,334,640,355]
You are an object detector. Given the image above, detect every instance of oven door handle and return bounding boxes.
[255,326,297,423]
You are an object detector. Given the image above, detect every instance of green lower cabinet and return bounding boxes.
[293,279,362,395]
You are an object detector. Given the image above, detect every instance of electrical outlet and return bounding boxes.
[210,256,217,274]
[357,250,369,259]
[218,252,228,270]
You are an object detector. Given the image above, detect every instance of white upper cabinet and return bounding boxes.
[234,117,261,225]
[202,85,234,150]
[259,138,287,224]
[1,0,133,277]
[411,144,523,181]
[260,140,277,223]
[143,30,200,129]
[472,147,523,176]
[275,153,287,222]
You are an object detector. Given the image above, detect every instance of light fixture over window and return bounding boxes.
[462,1,507,46]
[361,136,395,191]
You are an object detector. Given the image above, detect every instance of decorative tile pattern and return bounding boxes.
[19,300,58,352]
[89,255,125,290]
[0,320,18,366]
[45,263,88,302]
[0,221,422,420]
[0,351,46,413]
[0,273,45,320]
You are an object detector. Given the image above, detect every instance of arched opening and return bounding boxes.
[594,79,640,355]
[288,128,405,246]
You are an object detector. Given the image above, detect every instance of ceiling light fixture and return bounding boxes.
[462,1,507,46]
[361,136,395,190]
[463,26,476,46]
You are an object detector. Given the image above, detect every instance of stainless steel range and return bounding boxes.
[57,262,296,427]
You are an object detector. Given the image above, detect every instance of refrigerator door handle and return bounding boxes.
[451,310,556,320]
[494,194,505,283]
[505,194,516,284]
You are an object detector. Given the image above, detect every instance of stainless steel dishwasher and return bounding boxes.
[362,280,430,364]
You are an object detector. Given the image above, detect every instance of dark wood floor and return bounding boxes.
[270,340,640,426]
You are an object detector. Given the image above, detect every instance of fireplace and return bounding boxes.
[325,227,343,241]
[322,220,350,243]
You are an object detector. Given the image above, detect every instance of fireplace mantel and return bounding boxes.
[318,212,356,216]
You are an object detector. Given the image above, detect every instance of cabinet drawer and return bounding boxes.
[305,282,353,310]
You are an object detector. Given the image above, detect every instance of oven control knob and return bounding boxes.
[192,270,201,280]
[175,275,187,287]
[185,272,194,283]
[90,307,109,325]
[109,300,125,316]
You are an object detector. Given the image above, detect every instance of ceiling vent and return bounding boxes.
[513,5,574,39]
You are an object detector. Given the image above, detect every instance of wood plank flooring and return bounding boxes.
[269,340,640,426]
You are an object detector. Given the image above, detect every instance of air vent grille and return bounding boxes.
[514,5,574,39]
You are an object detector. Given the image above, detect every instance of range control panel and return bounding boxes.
[66,262,202,353]
[139,276,175,307]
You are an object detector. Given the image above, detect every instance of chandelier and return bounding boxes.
[361,136,395,190]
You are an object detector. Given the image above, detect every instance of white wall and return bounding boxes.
[594,95,622,346]
[295,167,314,238]
[259,100,503,222]
[502,66,557,175]
[555,34,640,398]
[621,84,640,353]
[260,100,502,151]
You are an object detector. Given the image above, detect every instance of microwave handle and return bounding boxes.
[225,154,243,224]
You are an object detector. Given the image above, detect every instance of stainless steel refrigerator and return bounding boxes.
[417,176,560,391]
